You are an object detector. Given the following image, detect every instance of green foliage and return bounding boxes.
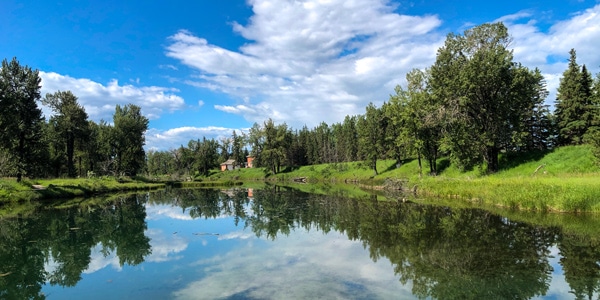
[43,90,90,177]
[555,49,598,146]
[357,103,385,176]
[112,104,149,176]
[0,57,47,181]
[430,23,549,173]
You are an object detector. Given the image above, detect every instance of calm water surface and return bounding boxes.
[1,186,599,299]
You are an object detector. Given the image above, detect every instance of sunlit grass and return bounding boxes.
[206,145,600,212]
[0,176,164,203]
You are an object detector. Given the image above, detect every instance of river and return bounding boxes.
[1,186,599,299]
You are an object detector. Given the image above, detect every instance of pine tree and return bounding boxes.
[555,49,594,145]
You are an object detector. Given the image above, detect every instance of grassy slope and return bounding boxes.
[0,177,165,203]
[211,145,600,212]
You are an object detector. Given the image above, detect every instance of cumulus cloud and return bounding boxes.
[166,0,443,128]
[145,126,245,151]
[501,4,600,104]
[39,71,186,122]
[165,0,600,127]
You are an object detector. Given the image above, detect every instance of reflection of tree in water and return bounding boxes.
[0,194,151,299]
[161,186,567,299]
[4,187,599,299]
[559,234,600,300]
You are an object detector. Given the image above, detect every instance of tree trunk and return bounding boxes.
[372,159,378,176]
[417,152,422,177]
[486,146,499,173]
[16,133,25,182]
[67,132,75,177]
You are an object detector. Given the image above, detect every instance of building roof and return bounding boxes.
[220,159,236,166]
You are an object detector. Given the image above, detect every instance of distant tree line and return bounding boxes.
[0,58,149,181]
[150,23,600,178]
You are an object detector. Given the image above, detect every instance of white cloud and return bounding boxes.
[159,64,179,71]
[503,4,600,104]
[39,71,186,122]
[145,126,245,151]
[166,0,443,128]
[165,1,600,128]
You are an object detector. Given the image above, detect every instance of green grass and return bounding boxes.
[205,145,600,212]
[0,176,165,203]
[4,145,599,211]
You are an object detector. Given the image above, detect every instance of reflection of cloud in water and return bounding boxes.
[145,203,235,221]
[173,229,414,299]
[146,228,189,263]
[218,231,256,240]
[145,204,193,221]
[80,229,189,274]
[43,252,59,279]
[84,243,122,274]
[533,245,575,300]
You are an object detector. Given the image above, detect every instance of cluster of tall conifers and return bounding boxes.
[0,58,149,181]
[153,23,600,177]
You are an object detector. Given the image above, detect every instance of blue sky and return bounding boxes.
[2,0,599,150]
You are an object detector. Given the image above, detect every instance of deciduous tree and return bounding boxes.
[0,58,46,181]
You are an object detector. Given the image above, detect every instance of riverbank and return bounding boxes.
[0,176,252,204]
[0,177,165,203]
[2,145,599,212]
[210,145,600,212]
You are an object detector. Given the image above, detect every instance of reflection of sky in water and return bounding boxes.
[41,202,414,299]
[41,202,589,299]
[532,246,572,300]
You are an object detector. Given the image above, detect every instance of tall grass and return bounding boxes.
[207,145,600,212]
[0,176,165,203]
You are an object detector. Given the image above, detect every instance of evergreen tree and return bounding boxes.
[555,49,595,145]
[357,103,385,176]
[0,58,46,181]
[231,130,246,166]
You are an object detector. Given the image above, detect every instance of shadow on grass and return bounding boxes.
[382,159,415,174]
[437,158,451,174]
[498,149,552,172]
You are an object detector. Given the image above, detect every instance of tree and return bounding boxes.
[88,120,115,175]
[261,119,291,174]
[231,130,246,166]
[555,49,597,145]
[513,67,553,151]
[43,91,90,177]
[388,68,443,175]
[338,115,359,162]
[112,104,149,176]
[430,23,541,173]
[0,58,46,181]
[189,137,219,176]
[248,122,265,167]
[357,103,385,176]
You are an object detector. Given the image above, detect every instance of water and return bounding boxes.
[1,186,599,299]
